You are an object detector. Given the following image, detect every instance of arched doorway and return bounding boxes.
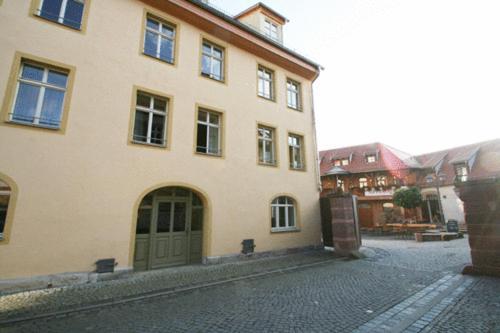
[133,187,204,271]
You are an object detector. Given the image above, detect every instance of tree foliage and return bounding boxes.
[393,187,422,209]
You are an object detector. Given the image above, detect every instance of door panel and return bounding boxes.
[134,190,203,271]
[190,231,202,263]
[172,236,186,257]
[156,202,172,233]
[155,238,169,259]
[173,202,186,232]
[151,201,173,268]
[134,235,150,271]
[152,200,188,268]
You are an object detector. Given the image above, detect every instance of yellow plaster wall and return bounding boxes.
[0,0,321,280]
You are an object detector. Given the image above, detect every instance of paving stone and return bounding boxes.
[1,235,495,333]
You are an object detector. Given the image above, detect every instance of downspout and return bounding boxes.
[310,67,324,193]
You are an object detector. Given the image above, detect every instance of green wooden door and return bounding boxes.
[150,199,188,269]
[134,188,203,271]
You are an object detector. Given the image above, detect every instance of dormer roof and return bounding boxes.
[234,2,289,25]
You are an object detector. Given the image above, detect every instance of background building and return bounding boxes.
[0,0,322,287]
[319,139,500,229]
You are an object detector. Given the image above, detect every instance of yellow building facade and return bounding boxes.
[0,0,322,287]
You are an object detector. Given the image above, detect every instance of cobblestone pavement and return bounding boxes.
[0,251,337,321]
[1,236,499,332]
[421,276,500,333]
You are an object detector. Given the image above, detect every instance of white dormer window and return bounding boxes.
[366,154,377,163]
[333,158,349,166]
[264,19,279,41]
[455,164,468,182]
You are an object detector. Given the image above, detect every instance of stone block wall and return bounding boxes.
[330,195,361,256]
[457,178,500,277]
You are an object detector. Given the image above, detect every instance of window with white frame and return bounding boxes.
[366,154,377,163]
[201,41,224,81]
[263,19,279,41]
[359,177,368,188]
[0,180,11,240]
[337,178,345,191]
[258,125,276,165]
[258,66,274,100]
[196,109,221,155]
[333,158,349,166]
[288,134,304,169]
[376,176,387,186]
[36,0,85,30]
[144,16,176,64]
[133,92,168,146]
[455,164,468,182]
[271,196,296,230]
[10,62,68,129]
[287,79,301,110]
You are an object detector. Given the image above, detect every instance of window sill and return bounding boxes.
[6,120,61,131]
[287,105,303,112]
[195,152,223,159]
[258,162,278,168]
[271,227,300,234]
[34,14,82,32]
[200,73,225,85]
[257,94,276,103]
[289,167,306,172]
[131,140,167,149]
[142,52,175,66]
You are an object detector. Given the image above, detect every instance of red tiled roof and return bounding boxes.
[416,138,500,185]
[319,139,500,185]
[319,143,419,177]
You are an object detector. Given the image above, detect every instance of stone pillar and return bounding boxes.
[329,194,361,256]
[457,178,500,277]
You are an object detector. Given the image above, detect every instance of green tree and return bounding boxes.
[393,187,422,209]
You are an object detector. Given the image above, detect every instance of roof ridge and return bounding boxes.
[319,142,381,154]
[415,138,500,158]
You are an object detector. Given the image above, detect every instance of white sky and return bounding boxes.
[211,0,500,155]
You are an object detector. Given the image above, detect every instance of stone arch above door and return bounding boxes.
[132,186,207,271]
